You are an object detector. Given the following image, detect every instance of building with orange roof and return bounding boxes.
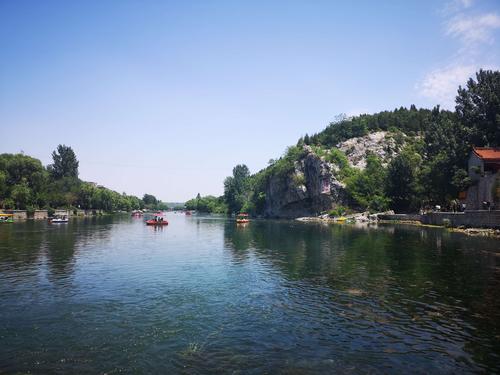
[466,147,500,210]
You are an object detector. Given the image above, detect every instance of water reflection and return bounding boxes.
[1,215,499,373]
[0,216,117,280]
[223,220,500,371]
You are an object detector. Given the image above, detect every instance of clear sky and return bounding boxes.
[1,0,499,201]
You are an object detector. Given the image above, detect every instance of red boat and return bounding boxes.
[131,210,143,217]
[146,219,169,226]
[146,214,168,226]
[236,213,250,224]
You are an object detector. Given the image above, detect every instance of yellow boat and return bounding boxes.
[0,213,14,223]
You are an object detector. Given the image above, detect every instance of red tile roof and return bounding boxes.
[473,147,500,161]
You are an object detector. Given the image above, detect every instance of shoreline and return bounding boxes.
[296,216,500,239]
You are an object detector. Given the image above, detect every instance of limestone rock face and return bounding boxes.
[263,147,348,218]
[337,131,402,169]
[262,132,405,218]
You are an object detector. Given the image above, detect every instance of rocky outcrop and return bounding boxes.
[262,131,407,218]
[264,147,348,218]
[337,131,403,169]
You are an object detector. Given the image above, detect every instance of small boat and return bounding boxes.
[185,211,192,216]
[0,213,14,223]
[236,213,250,224]
[49,215,69,223]
[146,214,168,226]
[131,210,143,217]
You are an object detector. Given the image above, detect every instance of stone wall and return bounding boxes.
[54,209,70,217]
[378,214,422,221]
[421,211,500,229]
[33,210,48,220]
[378,211,500,229]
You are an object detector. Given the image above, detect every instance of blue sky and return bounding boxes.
[1,0,499,201]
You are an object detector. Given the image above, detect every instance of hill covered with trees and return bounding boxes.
[190,69,500,216]
[0,145,168,212]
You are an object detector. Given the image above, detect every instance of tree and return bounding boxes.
[386,150,421,212]
[142,194,158,207]
[0,170,7,200]
[420,107,469,204]
[456,69,500,146]
[224,164,251,214]
[11,179,32,209]
[48,145,79,179]
[346,153,390,212]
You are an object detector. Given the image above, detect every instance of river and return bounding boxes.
[1,213,499,373]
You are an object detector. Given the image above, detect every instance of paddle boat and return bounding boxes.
[0,213,14,223]
[236,213,250,224]
[185,210,192,216]
[131,210,143,217]
[146,214,169,226]
[49,215,69,223]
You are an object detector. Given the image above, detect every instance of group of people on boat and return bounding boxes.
[145,214,169,226]
[236,213,250,224]
[49,215,69,223]
[0,214,14,223]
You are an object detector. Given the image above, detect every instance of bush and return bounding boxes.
[293,174,306,186]
[327,148,355,181]
[2,198,15,209]
[328,205,348,217]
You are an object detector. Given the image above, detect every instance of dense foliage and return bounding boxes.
[185,194,227,213]
[0,145,167,212]
[304,106,435,148]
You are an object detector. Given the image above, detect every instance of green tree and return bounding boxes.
[456,69,500,146]
[386,150,421,212]
[345,153,390,212]
[48,145,79,179]
[224,164,251,214]
[0,170,7,200]
[420,107,469,204]
[142,194,158,207]
[77,182,96,209]
[11,179,32,209]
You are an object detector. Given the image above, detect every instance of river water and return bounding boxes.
[0,213,499,374]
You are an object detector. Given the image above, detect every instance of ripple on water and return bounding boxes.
[0,215,499,373]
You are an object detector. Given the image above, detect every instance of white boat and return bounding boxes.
[49,215,69,223]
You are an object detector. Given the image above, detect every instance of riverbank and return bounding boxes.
[296,210,500,238]
[0,209,110,221]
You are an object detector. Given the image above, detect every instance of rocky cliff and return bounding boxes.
[263,131,404,218]
[337,131,403,169]
[264,146,348,218]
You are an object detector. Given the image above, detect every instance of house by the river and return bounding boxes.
[466,147,500,210]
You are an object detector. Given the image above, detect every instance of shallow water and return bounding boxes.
[1,213,499,373]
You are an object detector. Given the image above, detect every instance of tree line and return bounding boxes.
[189,69,500,215]
[0,145,168,212]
